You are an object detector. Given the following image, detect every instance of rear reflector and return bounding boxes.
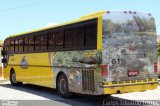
[101,65,107,69]
[101,65,108,76]
[154,63,157,73]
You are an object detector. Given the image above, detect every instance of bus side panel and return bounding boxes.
[3,66,12,80]
[103,83,158,94]
[3,57,23,81]
[49,50,103,94]
[4,53,54,88]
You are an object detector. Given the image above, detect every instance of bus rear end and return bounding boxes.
[101,11,158,94]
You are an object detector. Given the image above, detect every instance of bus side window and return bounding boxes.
[65,28,73,49]
[48,32,55,50]
[35,35,41,51]
[73,25,85,49]
[41,33,47,50]
[19,38,23,52]
[14,39,19,53]
[29,36,35,52]
[85,22,97,49]
[24,37,28,52]
[55,30,64,49]
[5,38,10,53]
[11,39,14,53]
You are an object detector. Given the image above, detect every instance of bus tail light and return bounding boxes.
[101,65,108,76]
[154,63,157,73]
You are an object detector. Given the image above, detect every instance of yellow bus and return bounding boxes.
[1,11,158,98]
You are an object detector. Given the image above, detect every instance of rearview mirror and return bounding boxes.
[2,58,7,63]
[1,50,7,56]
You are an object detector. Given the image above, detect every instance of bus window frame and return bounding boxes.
[7,18,98,54]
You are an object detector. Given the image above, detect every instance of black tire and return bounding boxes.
[57,74,72,98]
[10,70,23,86]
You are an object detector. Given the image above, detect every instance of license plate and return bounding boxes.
[127,70,139,77]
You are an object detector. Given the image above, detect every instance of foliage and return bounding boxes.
[103,16,156,36]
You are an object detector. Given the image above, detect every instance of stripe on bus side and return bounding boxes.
[7,64,96,69]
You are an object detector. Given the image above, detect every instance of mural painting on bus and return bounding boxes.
[20,56,29,69]
[48,50,102,91]
[49,50,102,68]
[102,11,157,82]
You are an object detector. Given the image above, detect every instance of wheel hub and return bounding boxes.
[59,79,67,94]
[12,73,16,83]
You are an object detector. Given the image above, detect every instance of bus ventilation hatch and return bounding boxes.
[82,69,95,92]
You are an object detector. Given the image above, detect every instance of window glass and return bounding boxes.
[4,39,10,47]
[29,36,35,51]
[65,29,73,48]
[41,34,47,50]
[14,39,19,52]
[19,38,23,52]
[73,26,84,48]
[55,30,64,49]
[24,37,28,52]
[4,39,10,52]
[11,39,14,53]
[35,35,41,51]
[48,32,55,50]
[8,19,97,53]
[85,22,97,48]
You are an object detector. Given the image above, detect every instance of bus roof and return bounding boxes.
[7,11,106,39]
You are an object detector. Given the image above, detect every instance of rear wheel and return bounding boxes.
[57,74,72,98]
[10,70,23,86]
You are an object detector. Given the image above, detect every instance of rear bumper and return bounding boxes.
[102,82,158,94]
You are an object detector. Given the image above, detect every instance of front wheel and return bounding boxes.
[57,74,72,98]
[10,71,23,86]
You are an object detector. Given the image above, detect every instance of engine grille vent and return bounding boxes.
[82,69,95,92]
